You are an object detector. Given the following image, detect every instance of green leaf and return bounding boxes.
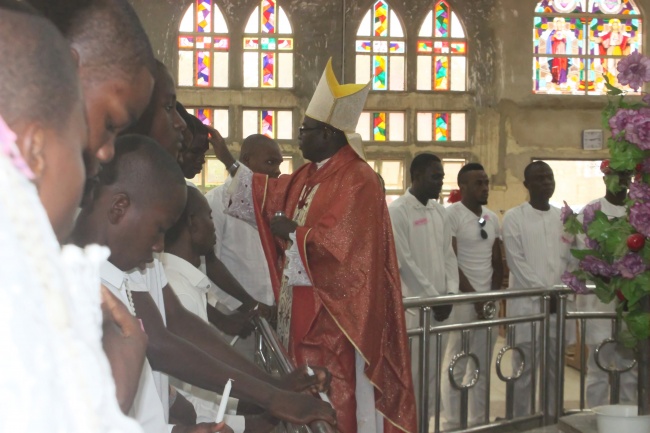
[571,248,600,260]
[624,309,650,341]
[594,278,616,304]
[564,216,584,236]
[587,211,613,240]
[619,273,650,308]
[618,329,638,349]
[602,100,620,129]
[605,173,624,194]
[609,139,646,172]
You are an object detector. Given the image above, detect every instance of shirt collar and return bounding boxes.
[162,253,211,290]
[100,259,127,290]
[405,189,437,209]
[316,158,330,169]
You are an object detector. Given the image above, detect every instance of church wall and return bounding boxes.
[129,0,648,216]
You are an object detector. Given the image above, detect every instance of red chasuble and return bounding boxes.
[251,144,416,433]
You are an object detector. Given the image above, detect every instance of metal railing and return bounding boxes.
[253,316,337,433]
[403,286,638,433]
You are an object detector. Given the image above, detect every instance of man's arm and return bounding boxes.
[451,237,476,294]
[206,303,254,337]
[130,290,336,425]
[491,238,504,292]
[204,251,258,311]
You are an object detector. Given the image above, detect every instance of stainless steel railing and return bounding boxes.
[253,316,337,433]
[403,286,637,433]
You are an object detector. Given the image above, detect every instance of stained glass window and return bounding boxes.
[242,109,293,139]
[416,112,466,142]
[533,0,643,95]
[186,107,230,138]
[417,1,467,91]
[243,1,294,88]
[178,1,230,88]
[355,111,405,141]
[355,1,406,91]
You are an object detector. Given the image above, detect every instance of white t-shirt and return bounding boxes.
[388,190,460,297]
[446,202,500,293]
[205,180,274,306]
[127,257,170,423]
[100,260,171,433]
[162,253,245,432]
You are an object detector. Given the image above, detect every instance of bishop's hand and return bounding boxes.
[270,215,298,241]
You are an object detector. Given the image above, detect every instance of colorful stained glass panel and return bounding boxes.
[196,0,212,32]
[261,38,277,50]
[373,0,388,37]
[214,38,229,49]
[373,55,387,90]
[434,41,450,53]
[197,51,211,86]
[197,108,212,125]
[261,110,274,138]
[356,41,372,52]
[179,36,194,48]
[389,42,405,53]
[588,18,642,56]
[535,0,586,13]
[262,0,276,34]
[533,56,585,94]
[196,37,211,49]
[262,53,275,87]
[589,0,639,14]
[373,40,388,53]
[434,113,449,141]
[278,39,293,50]
[244,38,259,49]
[418,41,433,52]
[451,42,466,53]
[373,112,387,141]
[434,56,449,90]
[434,0,449,38]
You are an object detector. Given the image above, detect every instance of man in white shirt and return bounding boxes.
[205,134,283,359]
[574,171,637,407]
[73,135,335,428]
[163,186,277,432]
[441,163,503,429]
[389,153,459,420]
[503,161,571,418]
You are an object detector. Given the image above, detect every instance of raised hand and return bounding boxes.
[267,391,336,426]
[281,365,331,393]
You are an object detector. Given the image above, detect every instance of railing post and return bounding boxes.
[460,330,470,430]
[579,318,587,410]
[419,306,431,433]
[555,293,567,423]
[541,294,550,425]
[611,318,621,405]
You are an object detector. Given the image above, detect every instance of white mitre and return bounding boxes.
[305,58,371,159]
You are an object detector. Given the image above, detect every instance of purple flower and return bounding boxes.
[630,201,650,237]
[624,108,650,150]
[615,253,647,279]
[629,181,650,202]
[617,51,650,91]
[609,108,637,138]
[582,201,602,232]
[642,158,650,174]
[562,271,589,294]
[584,236,600,250]
[580,255,617,278]
[561,201,575,224]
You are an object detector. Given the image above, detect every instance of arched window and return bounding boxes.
[533,0,643,95]
[178,1,230,87]
[243,0,294,88]
[416,0,467,91]
[355,0,406,91]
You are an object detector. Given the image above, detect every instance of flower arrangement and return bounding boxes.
[562,51,650,347]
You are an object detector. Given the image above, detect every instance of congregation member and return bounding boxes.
[0,2,144,431]
[210,59,417,433]
[205,134,284,359]
[72,135,335,429]
[163,186,276,431]
[177,103,210,180]
[503,160,571,418]
[388,153,459,422]
[574,167,637,407]
[27,0,156,179]
[440,163,503,429]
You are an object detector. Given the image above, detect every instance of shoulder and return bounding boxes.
[502,204,526,226]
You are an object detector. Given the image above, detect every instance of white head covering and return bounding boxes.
[305,58,371,159]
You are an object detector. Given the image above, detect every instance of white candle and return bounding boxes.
[215,379,233,423]
[306,365,332,405]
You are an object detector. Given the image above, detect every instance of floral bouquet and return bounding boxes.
[562,51,650,347]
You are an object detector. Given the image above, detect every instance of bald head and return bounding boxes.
[241,134,283,178]
[26,0,155,81]
[96,134,186,206]
[0,2,80,131]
